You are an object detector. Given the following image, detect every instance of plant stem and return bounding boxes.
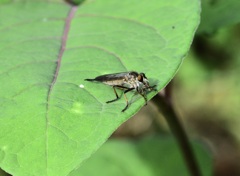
[152,83,202,176]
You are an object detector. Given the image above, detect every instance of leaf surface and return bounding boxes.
[0,0,200,175]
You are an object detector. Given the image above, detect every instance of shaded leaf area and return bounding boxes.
[70,136,212,176]
[198,0,240,34]
[0,0,200,176]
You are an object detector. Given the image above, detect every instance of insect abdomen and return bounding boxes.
[102,79,125,86]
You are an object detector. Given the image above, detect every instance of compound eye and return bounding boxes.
[138,74,143,82]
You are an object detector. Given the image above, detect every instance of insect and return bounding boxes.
[85,71,156,112]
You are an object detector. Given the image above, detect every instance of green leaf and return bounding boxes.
[70,136,212,176]
[198,0,240,34]
[0,0,200,175]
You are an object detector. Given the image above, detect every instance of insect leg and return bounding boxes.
[150,85,157,91]
[138,85,157,105]
[106,86,120,103]
[138,93,148,106]
[106,85,131,104]
[122,88,135,112]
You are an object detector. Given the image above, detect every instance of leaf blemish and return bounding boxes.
[71,102,83,114]
[42,18,48,22]
[1,145,7,151]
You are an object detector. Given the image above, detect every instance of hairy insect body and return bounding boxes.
[85,71,156,112]
[102,79,126,87]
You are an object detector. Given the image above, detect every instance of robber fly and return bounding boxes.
[85,71,156,112]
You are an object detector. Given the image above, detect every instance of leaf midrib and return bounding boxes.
[45,5,78,174]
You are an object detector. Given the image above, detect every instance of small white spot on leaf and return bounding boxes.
[79,84,84,88]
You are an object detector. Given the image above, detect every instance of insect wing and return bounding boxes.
[94,72,129,82]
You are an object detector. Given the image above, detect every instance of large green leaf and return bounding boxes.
[70,136,212,176]
[0,0,200,175]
